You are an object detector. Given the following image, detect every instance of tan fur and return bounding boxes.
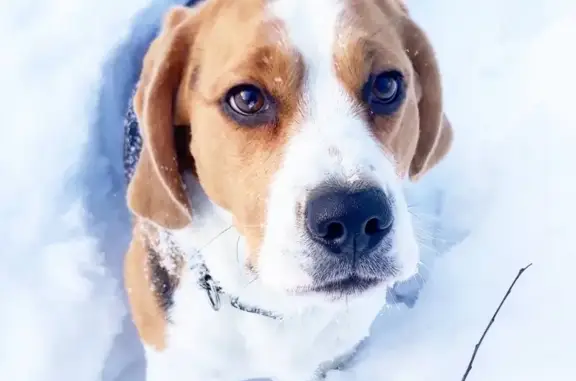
[125,1,304,348]
[128,6,195,230]
[184,0,304,262]
[335,0,453,179]
[125,0,452,349]
[124,224,168,350]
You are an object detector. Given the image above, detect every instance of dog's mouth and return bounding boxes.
[296,275,383,297]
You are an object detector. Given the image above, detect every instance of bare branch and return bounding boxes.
[461,263,533,381]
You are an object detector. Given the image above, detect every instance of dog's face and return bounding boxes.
[128,0,452,299]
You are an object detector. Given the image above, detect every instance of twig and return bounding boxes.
[461,263,533,381]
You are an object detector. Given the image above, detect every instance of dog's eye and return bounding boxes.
[228,85,266,115]
[363,70,405,116]
[373,74,399,101]
[222,84,276,126]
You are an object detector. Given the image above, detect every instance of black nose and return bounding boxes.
[305,187,393,259]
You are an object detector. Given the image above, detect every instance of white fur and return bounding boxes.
[145,1,421,380]
[259,0,419,293]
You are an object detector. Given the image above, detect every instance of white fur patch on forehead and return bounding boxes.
[267,0,372,183]
[268,0,345,57]
[253,0,420,294]
[268,0,360,118]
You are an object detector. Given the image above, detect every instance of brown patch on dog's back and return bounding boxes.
[124,226,169,350]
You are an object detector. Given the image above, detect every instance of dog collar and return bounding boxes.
[196,265,283,320]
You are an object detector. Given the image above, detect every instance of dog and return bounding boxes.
[123,0,453,380]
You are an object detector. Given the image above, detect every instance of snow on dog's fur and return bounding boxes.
[123,0,452,379]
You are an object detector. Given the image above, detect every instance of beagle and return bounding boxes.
[123,0,453,380]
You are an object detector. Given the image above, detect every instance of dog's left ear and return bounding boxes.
[127,6,196,229]
[401,14,454,180]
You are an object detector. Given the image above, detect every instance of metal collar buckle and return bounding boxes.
[200,275,221,311]
[197,268,281,320]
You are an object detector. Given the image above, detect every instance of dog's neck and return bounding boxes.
[146,173,415,380]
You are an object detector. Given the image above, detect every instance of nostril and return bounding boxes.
[324,221,345,241]
[364,218,381,236]
[364,216,393,236]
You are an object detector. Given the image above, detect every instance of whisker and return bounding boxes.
[388,289,401,311]
[413,271,426,286]
[415,241,442,254]
[417,260,431,272]
[236,235,242,264]
[197,225,234,252]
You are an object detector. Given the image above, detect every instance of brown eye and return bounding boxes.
[372,74,399,101]
[222,84,277,127]
[227,85,266,115]
[362,70,405,116]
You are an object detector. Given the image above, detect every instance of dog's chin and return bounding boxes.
[296,276,384,298]
[254,267,386,303]
[253,244,413,303]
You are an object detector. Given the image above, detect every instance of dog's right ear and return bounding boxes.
[128,6,196,230]
[399,9,454,180]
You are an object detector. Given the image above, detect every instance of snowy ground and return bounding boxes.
[1,0,575,380]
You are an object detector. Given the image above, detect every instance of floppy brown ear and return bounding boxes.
[402,17,453,180]
[127,6,195,229]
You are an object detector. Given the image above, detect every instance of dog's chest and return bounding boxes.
[148,279,383,381]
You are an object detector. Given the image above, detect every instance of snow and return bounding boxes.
[0,0,575,380]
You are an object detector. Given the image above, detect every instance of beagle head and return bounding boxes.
[128,0,452,299]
